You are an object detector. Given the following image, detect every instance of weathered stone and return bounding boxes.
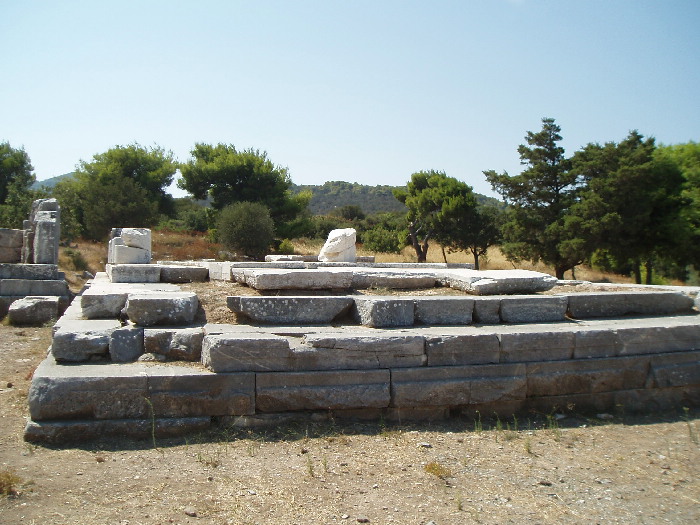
[499,295,568,323]
[160,265,209,283]
[202,333,293,372]
[0,246,22,263]
[617,322,700,355]
[350,268,439,289]
[109,324,144,362]
[425,333,500,366]
[472,297,502,324]
[498,329,575,362]
[239,268,354,290]
[442,269,558,295]
[296,332,426,370]
[526,355,650,397]
[106,264,161,283]
[143,327,204,361]
[33,213,60,264]
[8,296,60,326]
[0,228,24,247]
[51,319,122,361]
[120,228,152,250]
[574,328,622,359]
[124,292,199,326]
[81,289,129,318]
[352,297,415,327]
[0,278,69,296]
[415,297,474,325]
[0,263,59,280]
[112,245,151,264]
[391,364,527,407]
[567,291,695,318]
[227,296,354,324]
[318,228,356,262]
[255,369,390,412]
[650,350,700,388]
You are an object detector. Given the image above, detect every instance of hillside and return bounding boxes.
[31,172,75,190]
[291,181,503,216]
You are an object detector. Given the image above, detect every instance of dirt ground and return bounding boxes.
[2,284,700,524]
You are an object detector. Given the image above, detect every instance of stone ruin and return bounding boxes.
[22,227,700,443]
[0,199,69,325]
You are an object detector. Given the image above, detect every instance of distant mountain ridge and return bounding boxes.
[31,172,75,190]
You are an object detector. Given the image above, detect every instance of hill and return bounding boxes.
[290,180,503,216]
[31,172,75,190]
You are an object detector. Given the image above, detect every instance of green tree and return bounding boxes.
[179,144,309,236]
[440,204,503,269]
[485,117,584,279]
[217,201,275,259]
[0,142,37,227]
[52,144,177,240]
[393,171,478,262]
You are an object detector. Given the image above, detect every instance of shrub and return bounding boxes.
[217,201,275,259]
[363,226,402,253]
[278,239,295,255]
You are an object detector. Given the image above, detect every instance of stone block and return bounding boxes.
[160,265,209,283]
[425,333,500,366]
[443,269,558,295]
[574,328,622,359]
[414,297,474,325]
[202,333,293,372]
[147,369,255,416]
[80,288,129,318]
[391,364,527,407]
[499,295,568,323]
[107,264,161,283]
[124,292,199,326]
[144,327,204,361]
[240,269,354,290]
[498,329,575,363]
[0,228,24,247]
[472,297,502,324]
[255,369,390,412]
[120,228,151,250]
[296,332,426,370]
[109,324,144,362]
[112,245,151,264]
[0,263,59,280]
[8,296,60,326]
[227,296,354,324]
[0,278,69,296]
[350,268,439,289]
[352,297,415,327]
[650,351,700,388]
[526,355,650,397]
[51,319,122,362]
[318,228,356,262]
[567,291,695,318]
[617,323,700,355]
[0,246,22,263]
[33,211,60,264]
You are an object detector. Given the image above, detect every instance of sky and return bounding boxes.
[2,0,699,199]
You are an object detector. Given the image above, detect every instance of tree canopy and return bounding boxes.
[0,142,38,228]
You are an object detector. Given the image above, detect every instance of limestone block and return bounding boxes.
[112,245,151,264]
[255,369,390,412]
[160,265,209,283]
[81,289,129,318]
[414,297,474,325]
[443,269,558,295]
[567,291,695,318]
[391,364,527,407]
[147,369,255,416]
[0,228,24,248]
[574,328,622,359]
[318,228,356,262]
[352,297,415,327]
[473,297,502,324]
[498,329,575,362]
[240,269,354,290]
[617,323,700,356]
[8,296,60,326]
[144,327,204,361]
[526,355,650,397]
[202,333,293,372]
[0,246,22,263]
[52,319,122,362]
[499,295,568,323]
[107,264,161,283]
[33,211,60,264]
[650,350,700,388]
[109,324,144,362]
[227,296,354,324]
[207,262,236,281]
[0,263,59,280]
[28,357,149,420]
[124,292,199,326]
[296,332,426,370]
[0,278,69,296]
[425,333,500,366]
[350,268,438,289]
[120,228,151,250]
[25,417,211,444]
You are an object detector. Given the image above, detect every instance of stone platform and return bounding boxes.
[23,264,700,443]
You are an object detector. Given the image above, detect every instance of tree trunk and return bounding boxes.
[571,266,576,280]
[441,245,448,264]
[633,261,642,284]
[555,266,566,280]
[645,259,653,285]
[471,248,480,270]
[407,223,427,263]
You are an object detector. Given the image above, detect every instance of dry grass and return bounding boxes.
[0,468,22,497]
[151,229,221,261]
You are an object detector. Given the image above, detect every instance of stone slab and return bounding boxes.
[650,351,700,388]
[51,319,122,362]
[143,327,205,361]
[255,369,390,412]
[109,324,145,362]
[498,328,575,363]
[391,363,527,407]
[107,264,161,283]
[499,295,568,323]
[0,246,22,263]
[350,268,439,289]
[425,333,500,366]
[616,323,700,356]
[202,333,293,372]
[441,269,558,295]
[472,297,502,324]
[0,263,59,280]
[8,296,60,326]
[567,291,695,318]
[414,297,474,325]
[352,296,415,327]
[238,268,354,290]
[227,296,354,324]
[112,245,151,264]
[124,292,199,326]
[159,265,209,283]
[0,278,69,296]
[0,228,23,247]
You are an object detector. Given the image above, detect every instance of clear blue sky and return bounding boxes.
[2,0,698,198]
